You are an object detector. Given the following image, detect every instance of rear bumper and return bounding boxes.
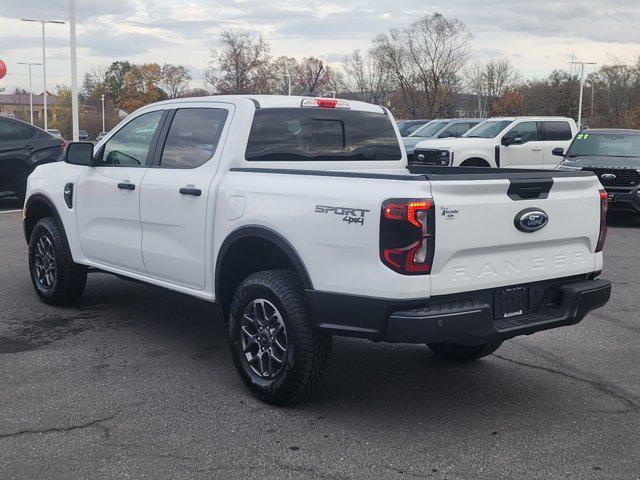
[307,275,611,345]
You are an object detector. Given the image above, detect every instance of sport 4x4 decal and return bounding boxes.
[315,205,370,225]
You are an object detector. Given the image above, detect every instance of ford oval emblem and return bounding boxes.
[601,173,616,180]
[514,208,549,233]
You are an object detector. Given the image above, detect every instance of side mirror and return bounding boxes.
[65,142,94,166]
[552,147,565,156]
[501,131,522,146]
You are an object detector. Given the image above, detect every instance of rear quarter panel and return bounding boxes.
[215,171,432,300]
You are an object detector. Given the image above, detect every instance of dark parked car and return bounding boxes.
[0,116,64,204]
[557,128,640,215]
[78,129,89,140]
[396,119,431,136]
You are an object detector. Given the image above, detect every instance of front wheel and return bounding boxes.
[228,270,331,405]
[28,217,87,305]
[427,339,502,361]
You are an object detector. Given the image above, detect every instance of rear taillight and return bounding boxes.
[60,141,66,149]
[596,189,608,253]
[380,198,435,275]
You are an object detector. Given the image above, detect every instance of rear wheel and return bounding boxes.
[228,270,331,405]
[28,217,87,305]
[427,339,502,361]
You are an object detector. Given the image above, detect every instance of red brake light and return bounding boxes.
[317,98,337,108]
[380,198,435,275]
[596,189,608,253]
[300,98,350,109]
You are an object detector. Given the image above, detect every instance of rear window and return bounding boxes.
[543,121,572,141]
[245,108,402,162]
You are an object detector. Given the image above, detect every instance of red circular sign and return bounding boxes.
[0,60,6,80]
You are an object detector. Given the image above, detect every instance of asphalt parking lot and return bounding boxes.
[0,197,639,480]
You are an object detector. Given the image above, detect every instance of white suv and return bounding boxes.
[413,117,578,169]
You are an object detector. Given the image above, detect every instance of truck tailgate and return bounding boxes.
[425,171,602,296]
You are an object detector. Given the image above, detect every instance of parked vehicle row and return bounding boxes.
[402,118,485,162]
[23,95,611,405]
[396,119,431,136]
[409,116,577,169]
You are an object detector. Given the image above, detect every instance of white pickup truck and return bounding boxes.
[413,116,578,169]
[23,96,610,404]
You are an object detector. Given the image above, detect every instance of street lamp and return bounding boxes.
[21,18,65,131]
[101,94,105,132]
[570,60,596,130]
[17,61,42,125]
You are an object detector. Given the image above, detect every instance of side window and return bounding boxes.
[543,121,572,141]
[455,123,471,136]
[19,123,38,139]
[159,108,228,168]
[438,124,458,138]
[0,119,22,141]
[97,111,163,167]
[506,121,539,144]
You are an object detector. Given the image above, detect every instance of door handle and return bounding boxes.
[179,187,202,197]
[531,147,542,152]
[117,182,135,191]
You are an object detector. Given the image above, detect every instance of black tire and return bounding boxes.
[228,270,331,405]
[427,339,502,361]
[28,217,87,306]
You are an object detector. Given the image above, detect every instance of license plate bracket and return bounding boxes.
[494,286,530,320]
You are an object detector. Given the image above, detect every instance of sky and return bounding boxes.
[1,0,639,93]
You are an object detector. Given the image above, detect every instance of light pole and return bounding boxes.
[69,0,79,141]
[285,66,292,96]
[570,60,596,130]
[17,61,42,125]
[21,18,65,131]
[101,94,105,132]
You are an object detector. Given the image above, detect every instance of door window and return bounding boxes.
[159,108,228,168]
[0,119,22,141]
[543,121,572,141]
[505,122,539,144]
[97,111,163,167]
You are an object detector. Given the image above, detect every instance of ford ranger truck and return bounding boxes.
[413,117,578,169]
[22,96,611,405]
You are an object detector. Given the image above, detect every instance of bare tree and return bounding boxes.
[296,57,328,95]
[466,59,521,116]
[374,13,472,117]
[343,49,392,104]
[205,31,271,94]
[270,56,299,95]
[160,64,192,98]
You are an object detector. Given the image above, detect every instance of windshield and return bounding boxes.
[463,120,512,138]
[566,132,640,158]
[409,120,449,138]
[246,108,402,162]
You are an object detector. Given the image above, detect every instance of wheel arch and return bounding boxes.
[460,157,491,167]
[23,194,67,245]
[215,225,313,313]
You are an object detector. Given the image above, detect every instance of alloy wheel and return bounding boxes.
[34,235,57,291]
[240,299,288,379]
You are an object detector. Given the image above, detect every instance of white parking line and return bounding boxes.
[0,210,22,214]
